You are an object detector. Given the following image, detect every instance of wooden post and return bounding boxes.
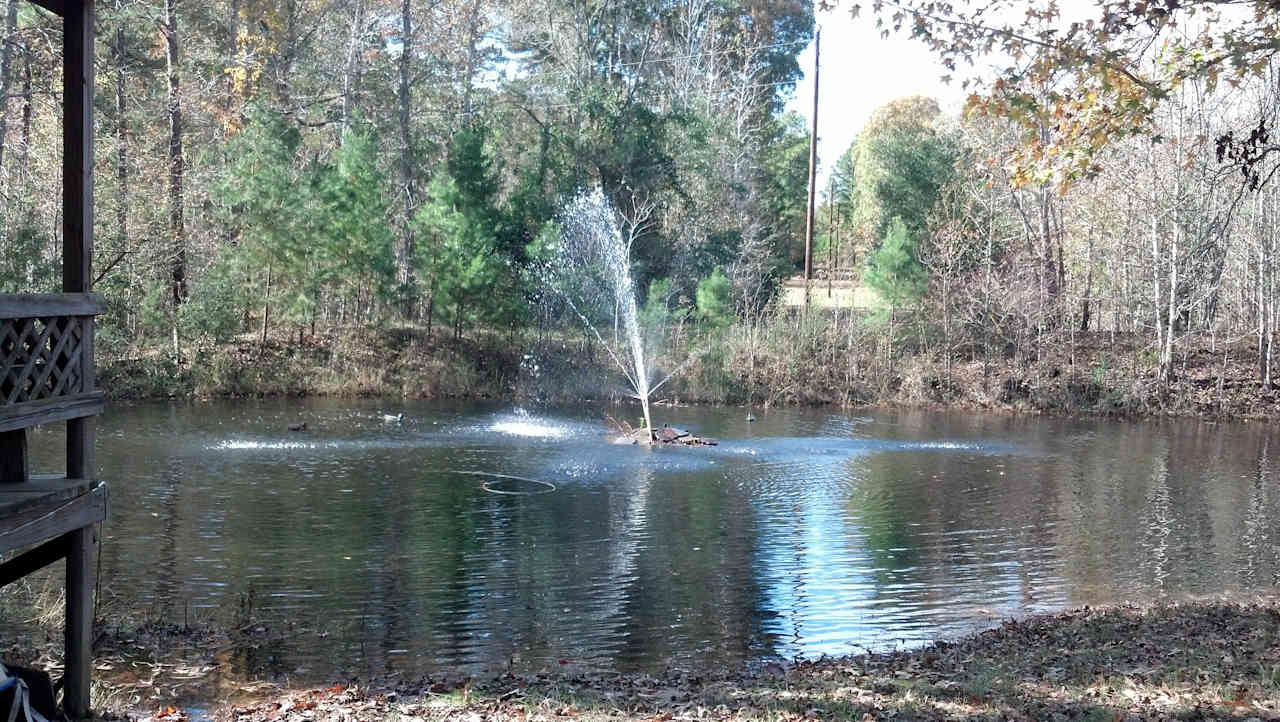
[64,0,93,296]
[0,429,28,482]
[802,28,820,307]
[63,0,96,716]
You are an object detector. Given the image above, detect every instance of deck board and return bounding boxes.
[0,475,94,515]
[0,480,106,555]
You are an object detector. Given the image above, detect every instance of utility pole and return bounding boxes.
[803,28,820,307]
[827,174,835,299]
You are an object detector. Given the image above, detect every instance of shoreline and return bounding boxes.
[212,597,1280,720]
[95,325,1280,423]
[10,597,1270,720]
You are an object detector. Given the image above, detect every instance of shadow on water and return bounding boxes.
[18,400,1280,687]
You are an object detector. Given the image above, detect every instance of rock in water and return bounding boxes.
[657,425,689,443]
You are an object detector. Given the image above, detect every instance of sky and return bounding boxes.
[783,4,969,190]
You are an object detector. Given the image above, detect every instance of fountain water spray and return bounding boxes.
[555,190,655,443]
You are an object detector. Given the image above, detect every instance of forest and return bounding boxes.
[1,0,1280,417]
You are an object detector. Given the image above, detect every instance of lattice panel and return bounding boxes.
[0,316,85,405]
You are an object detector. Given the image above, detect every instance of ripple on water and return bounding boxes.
[68,400,1275,688]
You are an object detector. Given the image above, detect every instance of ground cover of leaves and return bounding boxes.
[114,600,1280,722]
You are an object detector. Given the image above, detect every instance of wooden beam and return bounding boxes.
[0,535,68,589]
[0,392,104,433]
[26,0,66,16]
[0,429,28,482]
[63,3,98,714]
[54,2,100,716]
[65,526,95,718]
[63,0,94,297]
[0,293,107,319]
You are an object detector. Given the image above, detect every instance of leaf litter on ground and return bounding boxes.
[181,598,1280,722]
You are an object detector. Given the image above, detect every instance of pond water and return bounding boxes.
[23,400,1280,682]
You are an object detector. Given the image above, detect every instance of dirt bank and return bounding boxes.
[97,323,1280,422]
[7,595,1280,720]
[211,599,1280,721]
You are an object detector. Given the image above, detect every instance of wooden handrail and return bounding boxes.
[0,293,106,319]
[0,392,104,432]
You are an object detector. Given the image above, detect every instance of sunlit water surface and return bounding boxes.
[23,401,1280,682]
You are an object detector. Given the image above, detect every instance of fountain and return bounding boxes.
[554,190,657,443]
[545,190,717,447]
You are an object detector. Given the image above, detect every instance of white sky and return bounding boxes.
[783,4,970,189]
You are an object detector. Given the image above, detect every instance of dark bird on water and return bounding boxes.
[287,422,308,432]
[746,412,756,422]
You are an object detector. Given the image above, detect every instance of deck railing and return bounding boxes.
[0,293,104,433]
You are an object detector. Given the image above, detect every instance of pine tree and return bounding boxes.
[865,217,928,309]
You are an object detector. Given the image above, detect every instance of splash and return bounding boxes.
[490,419,570,438]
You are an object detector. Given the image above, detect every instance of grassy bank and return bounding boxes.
[665,311,1280,419]
[100,315,1280,421]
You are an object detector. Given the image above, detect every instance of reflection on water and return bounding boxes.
[21,401,1280,680]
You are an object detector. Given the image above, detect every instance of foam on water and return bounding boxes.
[215,439,335,451]
[490,419,570,438]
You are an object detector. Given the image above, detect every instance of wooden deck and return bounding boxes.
[1,295,106,715]
[2,1,102,715]
[0,477,106,553]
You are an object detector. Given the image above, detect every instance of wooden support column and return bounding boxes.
[63,0,97,717]
[0,429,28,482]
[64,0,93,296]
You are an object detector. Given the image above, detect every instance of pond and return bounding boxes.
[24,400,1280,682]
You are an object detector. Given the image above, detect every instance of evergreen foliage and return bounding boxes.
[412,127,526,338]
[865,217,927,308]
[695,268,733,328]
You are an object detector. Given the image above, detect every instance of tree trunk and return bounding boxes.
[283,0,297,107]
[1259,237,1267,385]
[340,0,365,138]
[1267,213,1276,389]
[114,8,128,265]
[113,5,133,329]
[983,184,995,391]
[397,0,417,306]
[260,265,272,346]
[18,35,29,171]
[461,0,481,119]
[1161,96,1185,388]
[0,0,18,175]
[165,0,187,308]
[1162,228,1178,385]
[425,289,435,339]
